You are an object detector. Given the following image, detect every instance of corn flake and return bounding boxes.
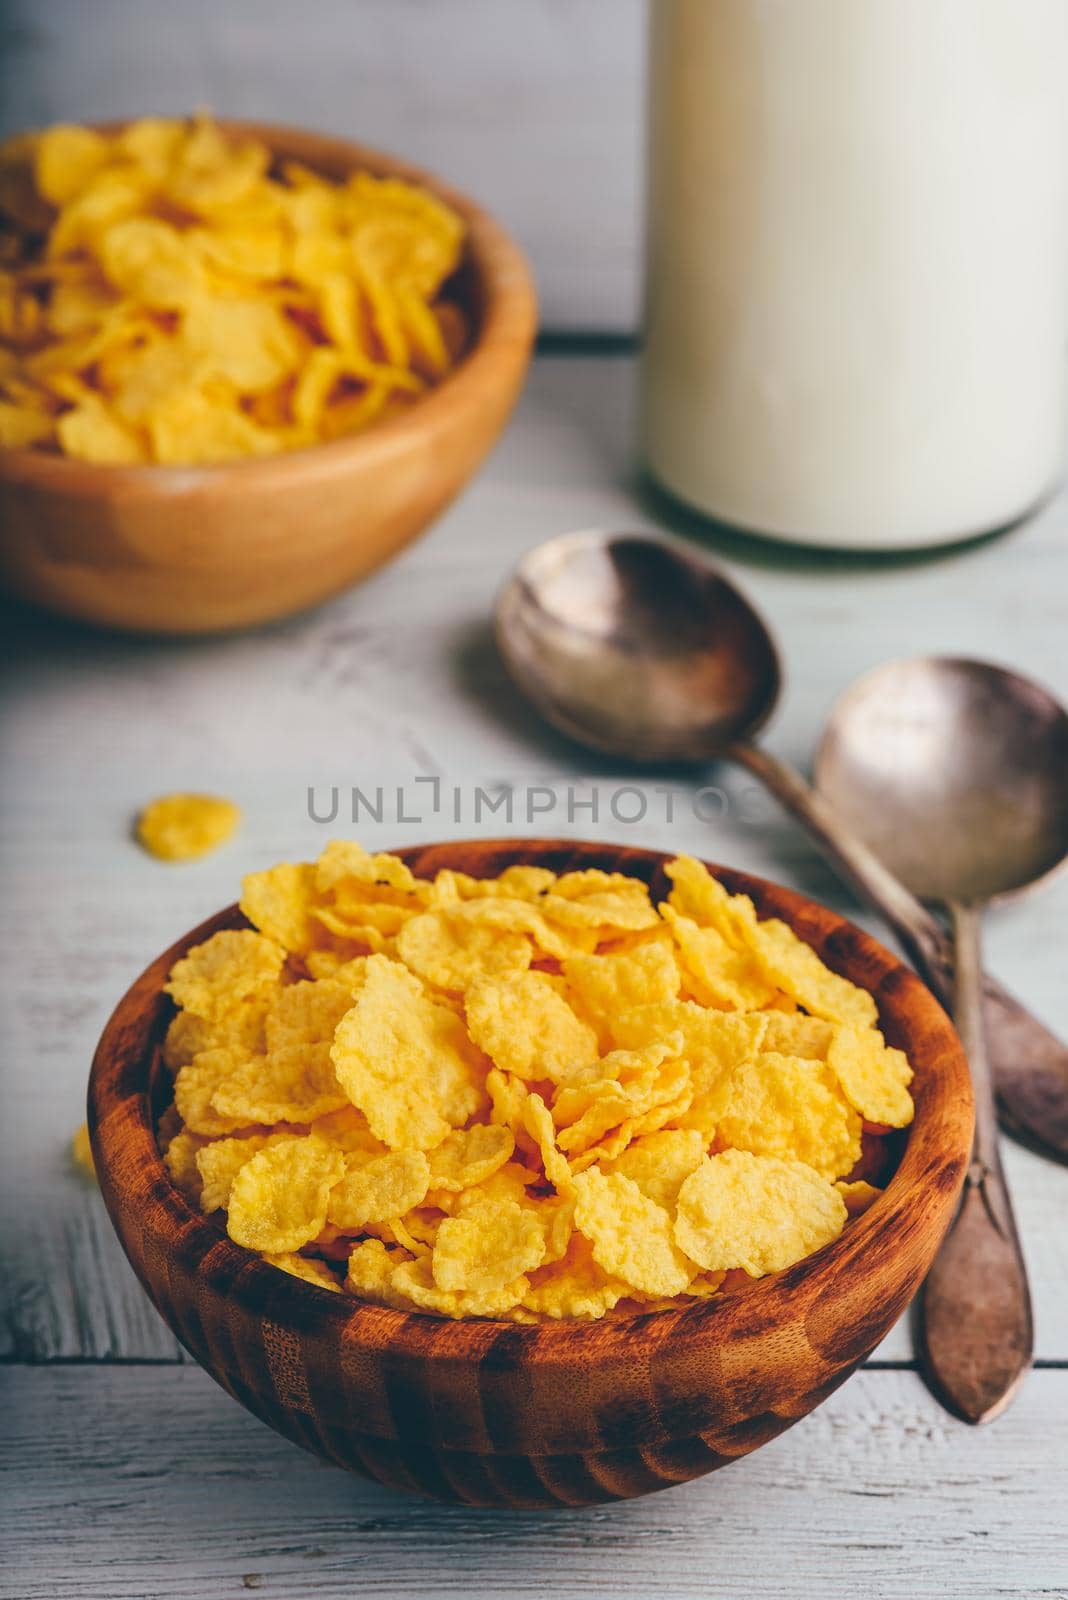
[156,841,911,1320]
[465,970,598,1082]
[715,1052,862,1181]
[165,929,284,1023]
[330,955,485,1149]
[426,1122,515,1192]
[827,1025,914,1128]
[675,1150,847,1277]
[227,1134,345,1253]
[135,793,241,862]
[432,1197,545,1294]
[327,1150,431,1229]
[573,1169,693,1298]
[264,1252,342,1292]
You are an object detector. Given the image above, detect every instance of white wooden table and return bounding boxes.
[3,351,1067,1599]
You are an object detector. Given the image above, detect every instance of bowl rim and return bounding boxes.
[88,837,974,1367]
[0,118,537,493]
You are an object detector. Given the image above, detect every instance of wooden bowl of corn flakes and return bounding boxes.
[0,117,536,633]
[88,838,973,1508]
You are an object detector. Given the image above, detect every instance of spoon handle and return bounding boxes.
[728,741,937,959]
[728,741,1068,1162]
[916,903,1033,1423]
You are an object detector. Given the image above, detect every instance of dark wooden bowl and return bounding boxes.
[88,839,973,1508]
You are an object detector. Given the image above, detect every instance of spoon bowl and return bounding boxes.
[815,657,1068,907]
[495,530,781,761]
[816,657,1068,1421]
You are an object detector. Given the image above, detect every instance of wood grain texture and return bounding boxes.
[5,1363,1068,1600]
[0,122,537,634]
[87,839,972,1508]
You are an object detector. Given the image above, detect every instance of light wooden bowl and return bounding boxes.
[89,840,973,1508]
[0,122,537,634]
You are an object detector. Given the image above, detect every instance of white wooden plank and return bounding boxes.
[0,0,644,332]
[2,355,1068,1361]
[4,1363,1067,1599]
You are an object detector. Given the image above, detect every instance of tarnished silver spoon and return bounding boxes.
[494,529,1068,1161]
[817,658,1068,1419]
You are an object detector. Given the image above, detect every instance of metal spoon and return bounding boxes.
[816,658,1068,1419]
[494,529,1068,1161]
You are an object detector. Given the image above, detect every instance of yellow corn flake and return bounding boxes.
[330,955,485,1150]
[665,854,737,927]
[226,1134,345,1253]
[436,1160,536,1217]
[443,896,599,959]
[395,906,532,993]
[373,1215,431,1257]
[827,1026,914,1128]
[209,1044,348,1127]
[425,1122,515,1192]
[562,943,680,1042]
[614,1003,766,1138]
[55,398,146,464]
[35,124,112,207]
[464,970,598,1082]
[0,401,54,447]
[572,1169,693,1298]
[346,1237,407,1300]
[662,908,779,1011]
[136,792,241,862]
[521,1234,628,1319]
[164,929,285,1022]
[746,917,879,1029]
[155,840,908,1319]
[432,1198,545,1294]
[239,861,320,954]
[304,952,372,989]
[315,839,426,897]
[163,1127,208,1204]
[521,1091,574,1193]
[387,1254,529,1319]
[327,1150,431,1230]
[264,978,355,1054]
[531,1194,575,1265]
[197,1133,279,1213]
[161,1000,266,1072]
[433,864,557,903]
[310,1103,386,1157]
[552,1040,685,1156]
[485,1067,533,1148]
[761,1013,834,1059]
[70,1122,96,1179]
[264,1253,342,1292]
[836,1179,883,1217]
[173,1049,255,1137]
[602,1128,707,1211]
[675,1150,847,1277]
[715,1052,862,1182]
[391,1207,443,1249]
[540,881,660,936]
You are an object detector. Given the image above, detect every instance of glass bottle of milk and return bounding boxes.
[640,0,1068,550]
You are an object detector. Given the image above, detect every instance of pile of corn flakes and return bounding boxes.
[0,115,466,463]
[157,843,913,1319]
